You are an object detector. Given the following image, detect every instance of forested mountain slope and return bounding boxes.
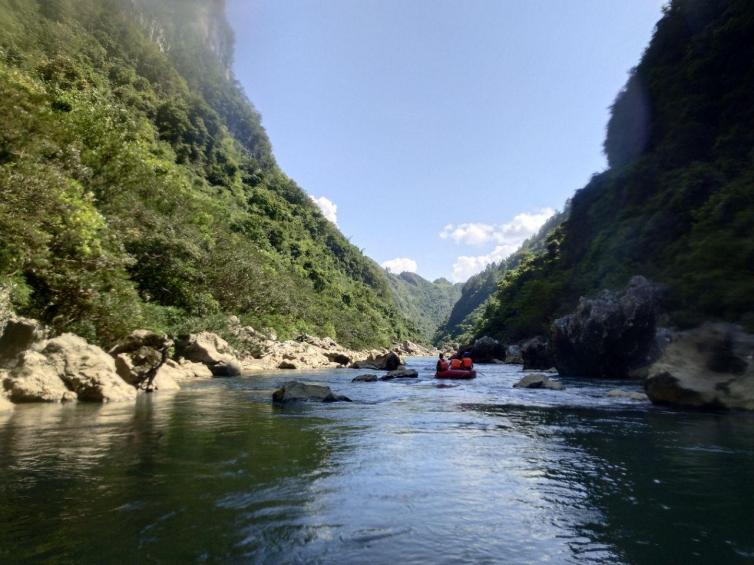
[0,0,418,348]
[434,209,566,345]
[385,271,462,342]
[477,0,754,343]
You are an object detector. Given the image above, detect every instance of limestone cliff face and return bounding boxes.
[126,0,234,71]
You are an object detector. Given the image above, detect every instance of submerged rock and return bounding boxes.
[551,276,662,378]
[380,368,418,380]
[272,381,351,403]
[352,374,379,382]
[521,336,554,370]
[644,324,754,410]
[607,389,648,401]
[513,374,565,391]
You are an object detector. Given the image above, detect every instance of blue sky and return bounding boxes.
[228,0,666,282]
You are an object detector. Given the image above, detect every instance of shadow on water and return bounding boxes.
[0,386,341,563]
[463,402,754,564]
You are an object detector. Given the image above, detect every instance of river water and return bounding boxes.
[0,358,752,563]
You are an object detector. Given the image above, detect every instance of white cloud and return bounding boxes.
[309,195,338,224]
[440,208,555,247]
[445,208,556,282]
[381,257,418,274]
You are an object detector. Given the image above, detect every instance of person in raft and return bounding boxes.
[436,353,449,372]
[461,352,474,370]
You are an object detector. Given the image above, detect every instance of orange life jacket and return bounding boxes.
[450,358,462,369]
[462,357,473,369]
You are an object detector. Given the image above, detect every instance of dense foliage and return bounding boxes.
[0,0,419,348]
[385,271,462,343]
[477,0,754,344]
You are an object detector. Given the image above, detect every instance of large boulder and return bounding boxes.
[0,317,46,368]
[352,374,379,382]
[272,381,351,403]
[351,351,403,371]
[644,324,754,410]
[174,332,242,376]
[4,334,135,403]
[513,374,565,390]
[3,351,78,403]
[505,345,523,365]
[110,330,173,389]
[521,336,554,370]
[463,336,505,364]
[607,389,648,401]
[551,276,662,378]
[157,359,212,382]
[380,368,419,380]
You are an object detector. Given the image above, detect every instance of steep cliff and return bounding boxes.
[0,0,418,347]
[477,0,754,343]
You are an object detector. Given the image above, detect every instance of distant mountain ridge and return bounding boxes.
[386,271,462,343]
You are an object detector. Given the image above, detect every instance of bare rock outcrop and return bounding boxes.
[645,324,754,410]
[175,332,242,376]
[0,317,46,368]
[4,334,135,403]
[110,330,175,390]
[521,336,554,370]
[461,336,505,364]
[551,276,662,378]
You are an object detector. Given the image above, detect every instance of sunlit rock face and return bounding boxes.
[645,324,754,410]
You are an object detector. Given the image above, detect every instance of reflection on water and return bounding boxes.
[0,360,753,563]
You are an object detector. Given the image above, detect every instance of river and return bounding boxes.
[1,358,752,563]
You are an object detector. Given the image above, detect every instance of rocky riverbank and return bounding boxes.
[457,277,754,411]
[0,315,437,408]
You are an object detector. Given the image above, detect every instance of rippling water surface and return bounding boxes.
[1,358,753,563]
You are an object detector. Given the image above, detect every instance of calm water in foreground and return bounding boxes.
[1,358,753,564]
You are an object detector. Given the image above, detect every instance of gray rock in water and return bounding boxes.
[521,336,554,370]
[513,373,565,390]
[505,345,523,364]
[352,374,379,382]
[644,324,754,410]
[272,381,351,403]
[351,351,403,371]
[462,336,505,364]
[607,389,648,401]
[551,276,662,378]
[380,368,418,380]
